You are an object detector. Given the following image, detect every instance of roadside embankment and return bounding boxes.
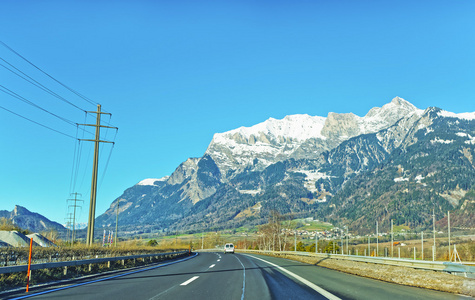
[268,253,475,297]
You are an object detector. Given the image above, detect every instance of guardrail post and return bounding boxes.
[89,264,92,272]
[63,266,68,276]
[108,261,111,268]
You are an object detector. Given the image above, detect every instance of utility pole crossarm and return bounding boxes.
[79,139,115,144]
[77,124,118,130]
[86,110,112,116]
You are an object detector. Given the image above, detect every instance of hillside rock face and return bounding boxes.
[96,97,475,234]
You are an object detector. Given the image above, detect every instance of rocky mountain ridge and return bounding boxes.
[95,97,474,234]
[0,205,66,233]
[206,97,422,178]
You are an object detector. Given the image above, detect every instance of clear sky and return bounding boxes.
[0,1,474,226]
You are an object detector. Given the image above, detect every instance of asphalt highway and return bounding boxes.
[5,252,468,300]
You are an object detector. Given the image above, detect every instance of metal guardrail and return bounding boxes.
[234,249,475,277]
[0,250,188,275]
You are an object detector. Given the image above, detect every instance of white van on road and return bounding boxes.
[224,243,234,254]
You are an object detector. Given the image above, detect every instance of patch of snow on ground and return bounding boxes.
[415,175,424,182]
[294,170,332,193]
[394,177,409,182]
[455,132,475,145]
[430,138,454,144]
[238,189,262,195]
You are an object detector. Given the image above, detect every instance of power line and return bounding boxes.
[0,59,86,112]
[0,104,77,139]
[0,40,100,108]
[0,85,96,136]
[0,84,77,126]
[98,142,116,191]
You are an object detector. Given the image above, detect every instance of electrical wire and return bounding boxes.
[98,143,116,191]
[0,41,101,109]
[0,59,86,112]
[1,42,119,224]
[69,125,80,194]
[72,113,88,194]
[0,85,96,136]
[98,127,118,190]
[0,84,77,126]
[0,104,77,139]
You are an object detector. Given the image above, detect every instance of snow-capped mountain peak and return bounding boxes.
[212,114,327,144]
[206,97,422,176]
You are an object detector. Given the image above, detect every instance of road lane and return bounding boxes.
[243,253,467,300]
[4,252,468,300]
[6,252,214,300]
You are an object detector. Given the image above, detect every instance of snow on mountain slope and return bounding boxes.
[206,97,422,176]
[360,97,424,133]
[213,114,327,143]
[137,177,169,186]
[438,110,475,121]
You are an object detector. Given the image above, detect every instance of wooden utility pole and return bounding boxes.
[79,105,117,246]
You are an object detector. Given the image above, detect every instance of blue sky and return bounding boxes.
[1,1,474,226]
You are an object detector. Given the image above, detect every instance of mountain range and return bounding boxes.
[0,205,66,233]
[95,97,475,235]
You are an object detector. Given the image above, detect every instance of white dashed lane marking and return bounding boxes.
[180,276,199,286]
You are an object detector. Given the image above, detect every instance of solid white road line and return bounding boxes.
[246,255,342,300]
[180,276,199,286]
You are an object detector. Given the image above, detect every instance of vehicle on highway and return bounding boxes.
[224,243,235,254]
